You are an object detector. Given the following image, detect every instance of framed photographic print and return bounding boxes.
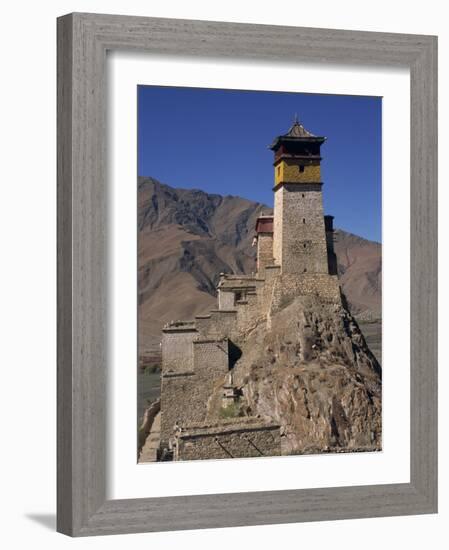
[57,13,437,536]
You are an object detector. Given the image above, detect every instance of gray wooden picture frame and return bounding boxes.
[57,12,438,537]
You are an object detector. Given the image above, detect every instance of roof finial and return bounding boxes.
[294,112,299,124]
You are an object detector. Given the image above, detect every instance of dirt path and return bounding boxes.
[139,411,161,463]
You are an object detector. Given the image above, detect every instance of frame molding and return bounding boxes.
[57,12,437,536]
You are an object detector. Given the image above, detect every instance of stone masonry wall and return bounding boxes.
[269,273,341,315]
[195,310,238,340]
[192,338,229,417]
[160,337,230,445]
[161,327,197,444]
[160,373,196,446]
[273,187,283,266]
[257,232,274,273]
[260,265,281,315]
[175,420,281,461]
[193,339,229,380]
[235,293,261,334]
[275,184,328,274]
[161,328,196,374]
[218,289,235,310]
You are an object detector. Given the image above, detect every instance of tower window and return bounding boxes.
[299,165,305,173]
[303,243,307,248]
[302,193,305,198]
[303,218,306,224]
[277,166,281,176]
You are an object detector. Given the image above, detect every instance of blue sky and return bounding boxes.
[138,86,381,242]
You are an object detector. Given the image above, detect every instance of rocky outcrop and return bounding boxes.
[227,296,381,455]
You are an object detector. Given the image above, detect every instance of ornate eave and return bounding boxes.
[269,118,326,150]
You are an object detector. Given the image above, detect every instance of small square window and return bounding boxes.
[299,165,305,173]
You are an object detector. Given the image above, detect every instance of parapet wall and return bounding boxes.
[175,418,281,461]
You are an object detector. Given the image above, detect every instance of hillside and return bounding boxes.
[138,177,381,358]
[333,229,382,319]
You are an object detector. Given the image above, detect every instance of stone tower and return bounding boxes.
[270,117,329,274]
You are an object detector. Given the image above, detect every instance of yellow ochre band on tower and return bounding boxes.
[274,160,321,185]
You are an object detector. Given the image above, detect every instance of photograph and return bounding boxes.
[137,87,382,463]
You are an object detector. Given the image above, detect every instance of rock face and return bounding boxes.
[206,296,382,455]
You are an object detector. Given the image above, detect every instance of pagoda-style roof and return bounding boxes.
[269,117,326,150]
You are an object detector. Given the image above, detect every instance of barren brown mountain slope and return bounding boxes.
[138,177,265,356]
[333,229,382,319]
[138,177,381,358]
